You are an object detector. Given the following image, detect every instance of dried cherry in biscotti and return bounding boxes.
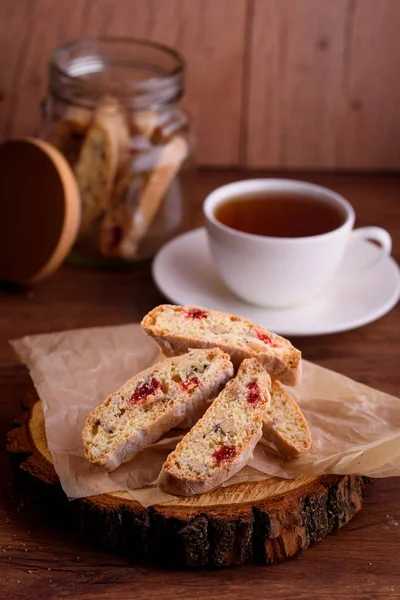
[180,376,200,393]
[247,382,262,406]
[213,445,237,464]
[255,329,278,347]
[130,378,161,403]
[184,308,208,320]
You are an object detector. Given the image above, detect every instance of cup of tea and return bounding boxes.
[203,179,392,308]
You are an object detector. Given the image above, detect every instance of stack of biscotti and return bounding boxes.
[142,306,311,465]
[52,97,188,257]
[82,304,311,497]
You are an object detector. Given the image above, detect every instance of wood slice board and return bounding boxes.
[7,394,366,568]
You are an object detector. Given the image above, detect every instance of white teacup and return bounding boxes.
[203,179,392,308]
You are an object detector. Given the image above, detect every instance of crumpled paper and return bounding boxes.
[11,323,400,507]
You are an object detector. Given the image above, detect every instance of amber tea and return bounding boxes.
[214,194,346,238]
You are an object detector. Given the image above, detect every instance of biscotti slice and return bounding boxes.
[75,102,130,233]
[158,358,271,497]
[82,348,234,471]
[142,304,301,386]
[263,380,311,458]
[118,135,188,258]
[98,168,144,258]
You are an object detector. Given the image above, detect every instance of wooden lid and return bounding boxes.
[0,138,80,285]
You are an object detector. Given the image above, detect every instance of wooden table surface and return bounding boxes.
[0,170,399,599]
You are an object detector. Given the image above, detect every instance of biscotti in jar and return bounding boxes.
[41,38,194,266]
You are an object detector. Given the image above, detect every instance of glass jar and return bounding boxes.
[41,38,194,265]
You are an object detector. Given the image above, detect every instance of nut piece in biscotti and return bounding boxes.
[158,358,271,497]
[75,102,130,234]
[82,348,234,471]
[263,380,311,458]
[141,304,302,386]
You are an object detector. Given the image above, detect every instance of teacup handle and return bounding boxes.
[347,226,392,273]
[350,226,392,255]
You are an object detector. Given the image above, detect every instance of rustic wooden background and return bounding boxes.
[1,0,400,169]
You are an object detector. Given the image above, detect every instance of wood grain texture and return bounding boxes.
[245,0,400,169]
[6,0,91,139]
[242,0,400,169]
[244,0,349,168]
[91,0,248,166]
[1,0,400,168]
[0,170,399,596]
[1,0,247,166]
[336,0,400,169]
[0,0,34,139]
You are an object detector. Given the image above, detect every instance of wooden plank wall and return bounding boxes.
[0,0,399,169]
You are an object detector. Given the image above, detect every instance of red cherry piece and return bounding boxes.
[213,445,237,464]
[130,378,161,404]
[184,308,208,320]
[255,329,278,347]
[180,376,200,393]
[247,381,262,406]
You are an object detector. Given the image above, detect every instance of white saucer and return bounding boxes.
[153,228,400,336]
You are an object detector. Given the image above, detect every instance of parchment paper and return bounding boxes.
[11,324,400,507]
